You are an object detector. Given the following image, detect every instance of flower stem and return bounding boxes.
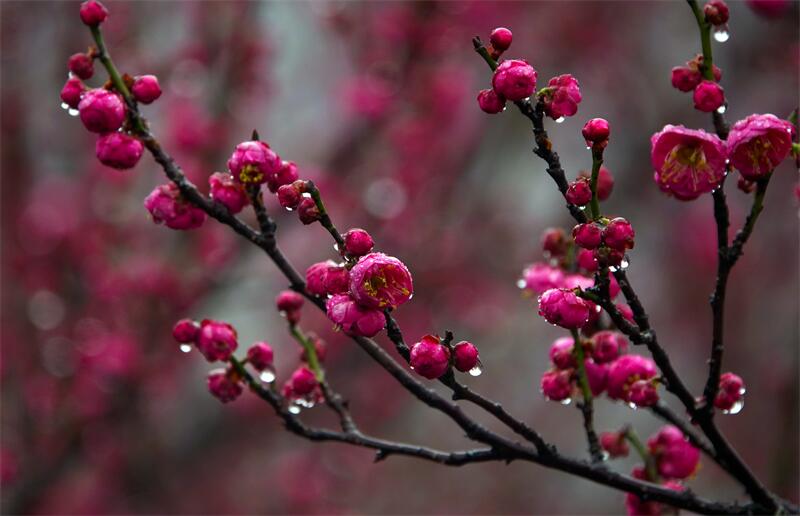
[571,329,602,462]
[289,324,324,381]
[589,147,604,220]
[306,181,346,252]
[624,427,658,482]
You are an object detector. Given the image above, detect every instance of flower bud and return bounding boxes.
[704,0,730,25]
[410,335,450,379]
[572,223,602,250]
[576,248,598,272]
[590,331,628,364]
[289,366,318,396]
[628,379,659,407]
[453,341,479,373]
[602,218,635,252]
[247,342,274,371]
[79,0,108,26]
[196,319,238,362]
[61,77,85,109]
[78,88,126,133]
[144,183,207,230]
[607,355,657,403]
[297,197,320,225]
[538,288,591,329]
[326,294,386,337]
[492,59,537,102]
[276,290,304,313]
[277,183,302,210]
[693,80,725,113]
[582,118,610,148]
[172,318,200,343]
[541,74,582,120]
[68,53,94,80]
[209,172,249,214]
[489,27,513,52]
[648,426,700,479]
[670,66,702,92]
[579,166,614,201]
[300,332,327,363]
[131,75,162,104]
[267,160,300,193]
[477,89,506,114]
[566,177,592,206]
[592,246,625,268]
[714,372,745,411]
[95,132,143,170]
[540,227,568,257]
[541,369,573,401]
[600,431,629,458]
[343,228,375,257]
[585,360,608,395]
[549,336,576,370]
[521,263,565,294]
[207,368,243,403]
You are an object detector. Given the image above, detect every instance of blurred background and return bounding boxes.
[1,1,798,513]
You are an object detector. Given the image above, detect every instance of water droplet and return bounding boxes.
[600,450,610,461]
[585,146,592,150]
[608,265,619,272]
[468,364,483,377]
[559,397,572,405]
[259,370,276,383]
[285,207,294,212]
[627,402,639,410]
[60,102,70,110]
[723,399,744,415]
[620,259,630,270]
[516,279,527,289]
[179,343,192,353]
[288,405,301,414]
[68,108,79,117]
[333,243,339,252]
[716,105,727,114]
[555,116,565,124]
[713,29,729,43]
[595,305,602,313]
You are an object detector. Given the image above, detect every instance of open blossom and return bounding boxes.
[492,59,537,101]
[541,369,573,401]
[714,372,745,411]
[78,88,126,133]
[648,426,701,479]
[326,294,386,337]
[538,288,590,329]
[227,139,281,185]
[606,354,658,403]
[144,182,207,230]
[207,369,243,403]
[348,253,413,310]
[95,132,143,169]
[521,263,565,294]
[726,114,794,180]
[651,125,726,201]
[305,260,349,297]
[409,335,450,379]
[209,172,248,214]
[541,74,582,120]
[196,319,238,362]
[549,337,576,370]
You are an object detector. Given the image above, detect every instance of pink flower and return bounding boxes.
[651,124,726,200]
[492,59,537,101]
[68,53,93,80]
[582,118,610,148]
[628,379,659,407]
[277,183,303,210]
[606,354,658,402]
[648,426,701,479]
[276,290,304,323]
[79,0,108,25]
[726,114,795,180]
[566,177,592,206]
[616,303,635,323]
[602,217,635,252]
[60,77,85,109]
[521,263,565,294]
[453,341,480,373]
[409,335,450,379]
[144,182,207,230]
[600,431,629,458]
[267,160,299,193]
[576,248,598,272]
[196,319,238,362]
[572,222,602,249]
[590,331,627,364]
[78,89,126,133]
[625,467,684,515]
[343,228,375,257]
[542,74,582,120]
[693,80,725,113]
[305,260,349,297]
[326,294,386,337]
[131,75,162,104]
[348,253,413,310]
[549,336,576,370]
[477,89,506,114]
[688,54,722,82]
[541,369,573,401]
[579,166,614,201]
[207,368,243,403]
[585,359,608,395]
[227,140,281,185]
[704,0,730,25]
[172,318,200,343]
[297,197,320,225]
[541,228,567,257]
[95,132,143,170]
[489,27,513,52]
[538,288,591,329]
[714,372,745,411]
[209,172,248,214]
[670,66,702,92]
[289,366,318,396]
[563,274,593,291]
[247,342,274,371]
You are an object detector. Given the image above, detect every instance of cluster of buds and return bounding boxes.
[540,332,636,404]
[670,54,725,113]
[652,115,794,200]
[570,217,634,266]
[409,335,481,380]
[61,1,163,171]
[713,371,746,413]
[282,366,322,411]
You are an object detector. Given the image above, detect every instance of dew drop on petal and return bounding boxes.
[179,343,192,353]
[259,370,276,383]
[723,399,744,415]
[468,364,483,377]
[713,29,729,43]
[555,116,566,124]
